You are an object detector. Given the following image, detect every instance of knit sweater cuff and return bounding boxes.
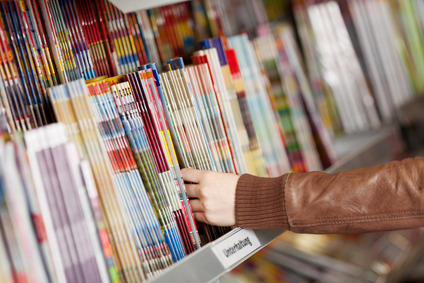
[235,173,290,230]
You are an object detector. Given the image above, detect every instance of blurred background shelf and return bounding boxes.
[259,226,424,283]
[327,125,403,173]
[263,242,378,283]
[383,237,424,283]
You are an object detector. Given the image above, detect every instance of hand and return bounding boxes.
[181,168,240,227]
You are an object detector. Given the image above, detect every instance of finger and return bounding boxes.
[189,199,203,213]
[181,167,203,183]
[184,183,200,198]
[193,212,207,224]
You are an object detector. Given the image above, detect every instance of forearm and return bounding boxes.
[236,157,424,234]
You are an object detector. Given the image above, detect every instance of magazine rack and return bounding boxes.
[80,4,404,282]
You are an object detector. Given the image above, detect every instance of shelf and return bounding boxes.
[383,237,424,283]
[108,0,188,13]
[326,125,403,173]
[149,227,285,283]
[264,226,424,283]
[263,243,378,282]
[146,125,404,283]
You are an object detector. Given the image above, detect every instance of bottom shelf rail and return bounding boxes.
[149,228,285,283]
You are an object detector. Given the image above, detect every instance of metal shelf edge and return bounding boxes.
[108,0,189,13]
[147,227,286,283]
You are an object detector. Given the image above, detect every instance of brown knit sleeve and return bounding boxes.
[235,173,290,230]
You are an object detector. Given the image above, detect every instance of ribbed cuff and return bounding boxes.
[235,173,290,230]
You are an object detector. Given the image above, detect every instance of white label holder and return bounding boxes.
[211,229,261,269]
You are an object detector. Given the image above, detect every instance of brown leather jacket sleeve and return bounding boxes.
[235,157,424,234]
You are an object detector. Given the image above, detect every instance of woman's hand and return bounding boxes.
[181,168,240,227]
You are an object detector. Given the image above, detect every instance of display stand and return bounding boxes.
[88,6,412,281]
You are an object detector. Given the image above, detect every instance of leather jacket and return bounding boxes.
[235,157,424,234]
